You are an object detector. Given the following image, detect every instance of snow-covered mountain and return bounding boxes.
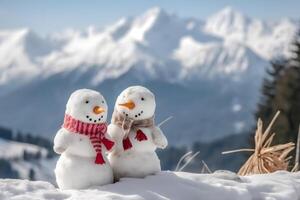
[204,6,297,59]
[0,7,297,144]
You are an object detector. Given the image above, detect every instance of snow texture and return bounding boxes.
[0,171,299,200]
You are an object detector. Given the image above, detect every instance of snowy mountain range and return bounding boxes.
[0,7,298,145]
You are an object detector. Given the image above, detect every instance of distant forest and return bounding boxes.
[0,126,55,180]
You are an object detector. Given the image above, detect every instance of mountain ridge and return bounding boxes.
[0,6,297,144]
[2,6,292,89]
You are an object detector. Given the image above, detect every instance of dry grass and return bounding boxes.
[222,111,295,176]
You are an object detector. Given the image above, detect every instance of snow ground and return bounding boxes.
[0,171,299,200]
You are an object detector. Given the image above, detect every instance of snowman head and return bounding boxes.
[116,86,156,120]
[66,89,108,123]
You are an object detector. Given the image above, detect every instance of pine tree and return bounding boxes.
[34,151,42,160]
[0,159,19,179]
[273,32,300,144]
[14,132,24,142]
[29,168,35,181]
[255,29,300,148]
[255,59,286,121]
[0,126,13,140]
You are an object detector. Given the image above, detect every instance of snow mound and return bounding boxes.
[1,171,299,200]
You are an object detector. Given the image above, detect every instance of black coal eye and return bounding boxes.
[141,97,145,101]
[102,100,104,103]
[85,100,89,104]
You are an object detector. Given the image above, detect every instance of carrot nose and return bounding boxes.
[118,100,135,110]
[93,106,105,114]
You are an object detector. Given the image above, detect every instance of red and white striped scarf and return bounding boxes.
[62,114,114,164]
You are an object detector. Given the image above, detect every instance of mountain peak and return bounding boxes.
[138,7,172,26]
[143,7,167,18]
[4,28,32,41]
[124,7,174,43]
[209,6,247,22]
[219,6,241,15]
[204,6,251,37]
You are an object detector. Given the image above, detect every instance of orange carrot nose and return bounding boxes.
[118,100,135,110]
[93,106,105,114]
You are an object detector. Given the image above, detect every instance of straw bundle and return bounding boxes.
[222,111,295,176]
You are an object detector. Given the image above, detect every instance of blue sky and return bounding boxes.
[1,0,299,35]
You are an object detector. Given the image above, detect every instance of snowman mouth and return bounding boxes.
[122,110,144,119]
[86,115,104,123]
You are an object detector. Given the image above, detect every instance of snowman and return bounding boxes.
[53,89,114,189]
[108,86,168,180]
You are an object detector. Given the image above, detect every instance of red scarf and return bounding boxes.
[122,129,148,151]
[111,110,153,151]
[62,114,114,164]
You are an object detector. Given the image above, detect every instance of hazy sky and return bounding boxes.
[1,0,299,35]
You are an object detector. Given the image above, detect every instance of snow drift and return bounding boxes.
[0,171,299,200]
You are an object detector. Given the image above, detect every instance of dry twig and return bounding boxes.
[291,125,300,172]
[201,160,212,174]
[175,151,200,172]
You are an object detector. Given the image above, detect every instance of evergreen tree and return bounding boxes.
[0,126,13,140]
[23,150,30,161]
[0,159,19,179]
[255,29,300,148]
[256,59,287,121]
[29,168,35,181]
[34,151,42,160]
[14,131,24,142]
[274,33,300,144]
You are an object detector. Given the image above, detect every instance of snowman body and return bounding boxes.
[55,129,113,189]
[54,89,114,189]
[108,86,167,180]
[108,125,161,179]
